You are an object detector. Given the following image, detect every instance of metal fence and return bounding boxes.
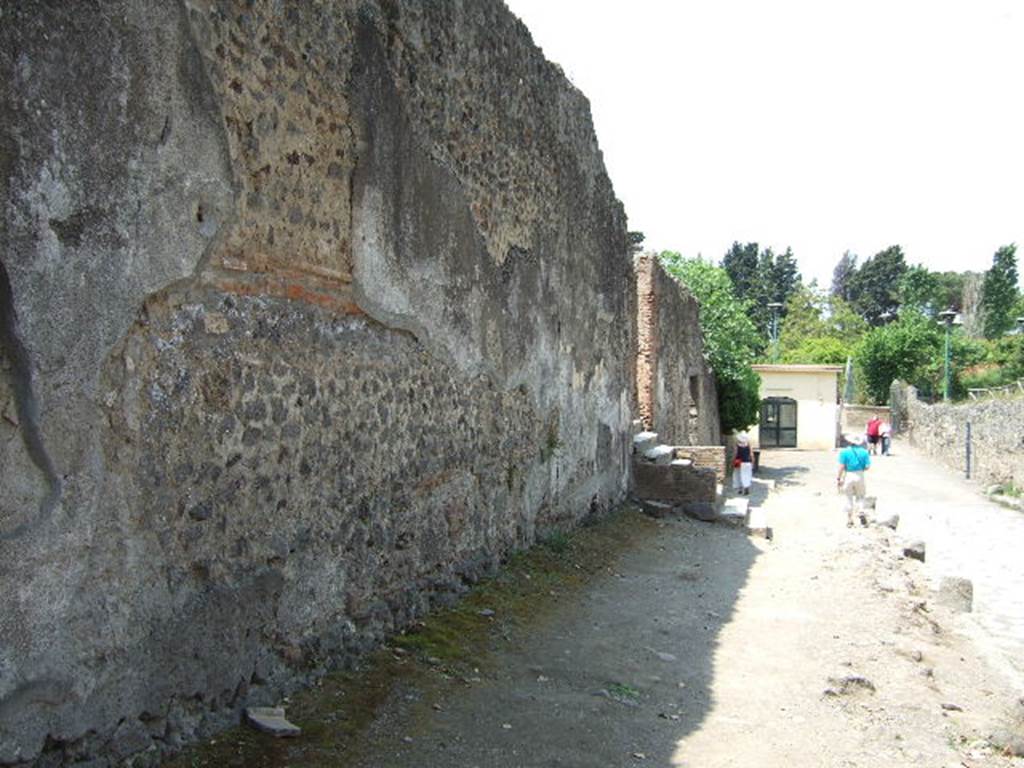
[967,379,1024,401]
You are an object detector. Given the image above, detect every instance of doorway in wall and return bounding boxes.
[760,397,797,447]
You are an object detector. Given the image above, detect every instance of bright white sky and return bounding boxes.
[504,0,1024,287]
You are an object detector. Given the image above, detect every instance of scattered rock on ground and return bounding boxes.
[682,501,717,522]
[903,540,926,562]
[874,513,899,530]
[936,576,973,613]
[824,675,876,697]
[989,727,1024,757]
[244,707,302,737]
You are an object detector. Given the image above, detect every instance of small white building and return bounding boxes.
[749,364,842,450]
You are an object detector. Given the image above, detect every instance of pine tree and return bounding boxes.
[981,244,1019,338]
[831,251,858,301]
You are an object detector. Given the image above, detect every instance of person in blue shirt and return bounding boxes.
[837,434,872,527]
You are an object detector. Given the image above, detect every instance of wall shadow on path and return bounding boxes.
[339,503,766,768]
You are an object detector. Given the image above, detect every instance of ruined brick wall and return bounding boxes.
[675,445,728,484]
[899,384,1024,490]
[0,2,636,764]
[633,253,719,446]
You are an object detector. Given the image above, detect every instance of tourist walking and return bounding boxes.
[733,432,753,495]
[865,414,882,455]
[880,419,892,455]
[837,434,871,527]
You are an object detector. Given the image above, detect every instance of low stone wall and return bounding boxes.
[633,462,717,506]
[633,253,719,446]
[896,384,1024,490]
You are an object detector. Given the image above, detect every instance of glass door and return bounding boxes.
[759,397,797,447]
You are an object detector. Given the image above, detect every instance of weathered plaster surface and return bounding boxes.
[0,1,636,764]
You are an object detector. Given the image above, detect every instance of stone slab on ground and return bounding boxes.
[244,707,302,737]
[720,497,749,523]
[936,576,973,613]
[638,499,676,518]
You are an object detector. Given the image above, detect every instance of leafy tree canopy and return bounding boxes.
[775,285,868,365]
[899,264,943,316]
[855,310,940,404]
[848,245,908,326]
[721,242,802,346]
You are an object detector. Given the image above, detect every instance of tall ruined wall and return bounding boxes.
[897,384,1024,489]
[0,2,636,764]
[634,253,719,445]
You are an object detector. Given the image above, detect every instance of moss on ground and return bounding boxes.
[162,503,656,767]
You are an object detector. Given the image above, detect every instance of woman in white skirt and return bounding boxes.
[732,432,753,495]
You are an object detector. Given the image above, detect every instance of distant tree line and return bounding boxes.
[659,240,1023,427]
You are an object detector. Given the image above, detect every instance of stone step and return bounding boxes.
[633,431,658,454]
[720,497,749,521]
[746,504,770,538]
[643,444,675,464]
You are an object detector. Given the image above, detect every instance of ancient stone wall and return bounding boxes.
[0,2,636,764]
[897,384,1024,490]
[633,253,719,446]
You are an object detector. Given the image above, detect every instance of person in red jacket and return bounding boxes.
[865,414,882,455]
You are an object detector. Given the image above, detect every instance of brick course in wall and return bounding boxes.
[675,445,727,483]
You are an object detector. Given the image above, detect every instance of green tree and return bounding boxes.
[848,245,907,325]
[776,285,867,364]
[769,247,801,307]
[855,311,941,404]
[721,241,761,301]
[934,271,967,312]
[722,242,802,345]
[782,336,849,365]
[986,335,1024,381]
[659,252,761,432]
[830,251,858,301]
[981,244,1019,338]
[898,265,942,316]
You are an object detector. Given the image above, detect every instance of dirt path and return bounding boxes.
[168,444,1024,768]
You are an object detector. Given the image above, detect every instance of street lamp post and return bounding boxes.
[767,302,783,363]
[938,309,956,402]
